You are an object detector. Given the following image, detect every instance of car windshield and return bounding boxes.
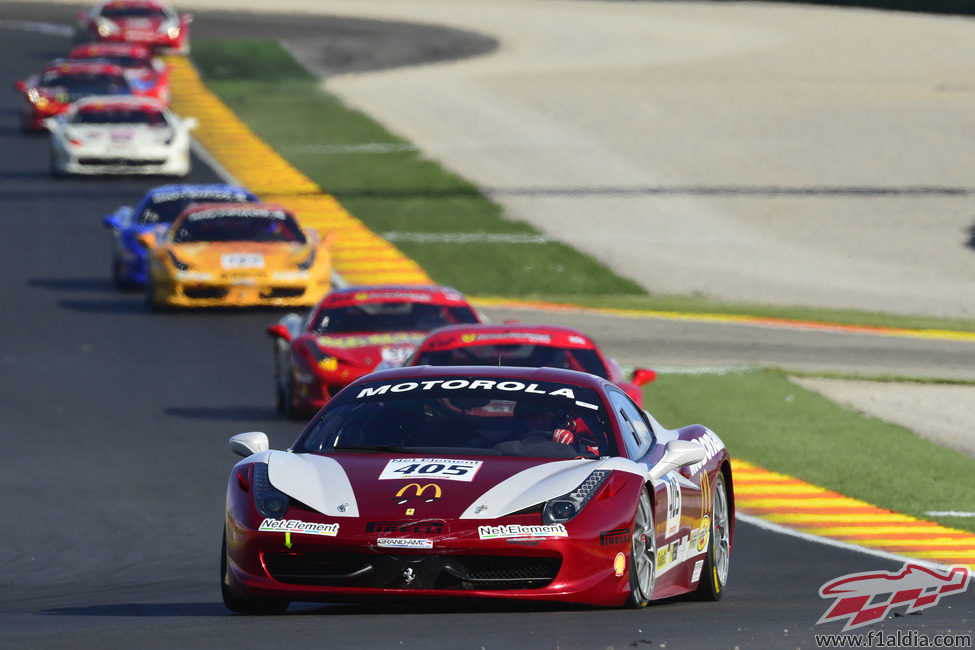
[311,302,479,334]
[100,7,169,19]
[137,190,255,225]
[172,212,306,244]
[294,378,618,460]
[39,73,127,95]
[72,108,166,125]
[415,344,608,378]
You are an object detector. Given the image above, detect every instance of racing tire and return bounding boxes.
[624,487,656,608]
[221,530,289,615]
[694,471,730,601]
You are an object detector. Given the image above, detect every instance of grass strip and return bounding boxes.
[646,369,975,533]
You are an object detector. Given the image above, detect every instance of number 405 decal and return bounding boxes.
[379,458,483,482]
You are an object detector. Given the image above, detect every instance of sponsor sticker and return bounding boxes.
[356,379,578,400]
[380,458,482,482]
[478,524,568,540]
[221,253,264,270]
[259,518,339,537]
[614,552,626,577]
[377,538,433,549]
[663,473,682,537]
[600,528,631,546]
[691,560,704,583]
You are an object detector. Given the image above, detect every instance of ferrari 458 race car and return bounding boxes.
[408,323,656,406]
[103,184,259,289]
[267,285,482,418]
[222,365,734,613]
[45,95,196,177]
[14,60,132,132]
[141,202,332,310]
[67,42,170,103]
[74,0,192,54]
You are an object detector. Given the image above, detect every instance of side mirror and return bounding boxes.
[230,432,269,457]
[631,368,656,386]
[182,116,198,130]
[135,231,157,249]
[266,322,293,342]
[646,439,707,482]
[182,13,194,25]
[41,117,57,132]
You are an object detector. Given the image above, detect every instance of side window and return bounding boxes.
[607,388,652,459]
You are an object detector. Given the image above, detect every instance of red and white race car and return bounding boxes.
[67,42,170,103]
[74,0,192,54]
[267,285,482,418]
[14,60,132,132]
[408,322,656,406]
[222,365,734,613]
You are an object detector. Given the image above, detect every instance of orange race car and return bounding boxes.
[140,203,332,310]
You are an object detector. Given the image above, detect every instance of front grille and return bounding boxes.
[263,552,560,591]
[183,286,227,299]
[265,287,305,299]
[78,157,166,166]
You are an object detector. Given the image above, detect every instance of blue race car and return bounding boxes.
[102,184,259,289]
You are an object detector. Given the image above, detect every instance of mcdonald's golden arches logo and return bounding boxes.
[394,483,443,504]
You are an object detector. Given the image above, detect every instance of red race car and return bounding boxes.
[14,60,132,132]
[267,285,482,418]
[222,365,734,613]
[408,322,656,406]
[67,42,170,103]
[74,0,192,54]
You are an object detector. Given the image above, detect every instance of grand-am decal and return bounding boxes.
[377,538,433,549]
[259,518,339,536]
[380,458,482,482]
[357,379,578,400]
[151,189,250,203]
[478,524,568,540]
[663,473,682,537]
[685,430,724,476]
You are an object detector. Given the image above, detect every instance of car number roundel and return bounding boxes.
[379,458,483,482]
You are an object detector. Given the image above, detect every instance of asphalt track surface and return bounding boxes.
[1,5,973,650]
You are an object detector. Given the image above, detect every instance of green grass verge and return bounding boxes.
[647,369,975,533]
[189,39,975,332]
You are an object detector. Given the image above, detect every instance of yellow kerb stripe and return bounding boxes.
[166,57,432,286]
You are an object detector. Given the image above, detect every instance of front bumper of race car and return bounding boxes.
[223,473,644,608]
[151,272,331,309]
[51,141,191,177]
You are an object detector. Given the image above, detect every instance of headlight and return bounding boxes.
[301,340,338,371]
[96,17,119,36]
[253,463,289,519]
[542,470,610,524]
[167,250,189,270]
[297,248,316,270]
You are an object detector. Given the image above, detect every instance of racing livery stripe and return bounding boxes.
[733,459,975,570]
[165,57,432,286]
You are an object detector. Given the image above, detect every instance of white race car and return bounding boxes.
[45,95,197,177]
